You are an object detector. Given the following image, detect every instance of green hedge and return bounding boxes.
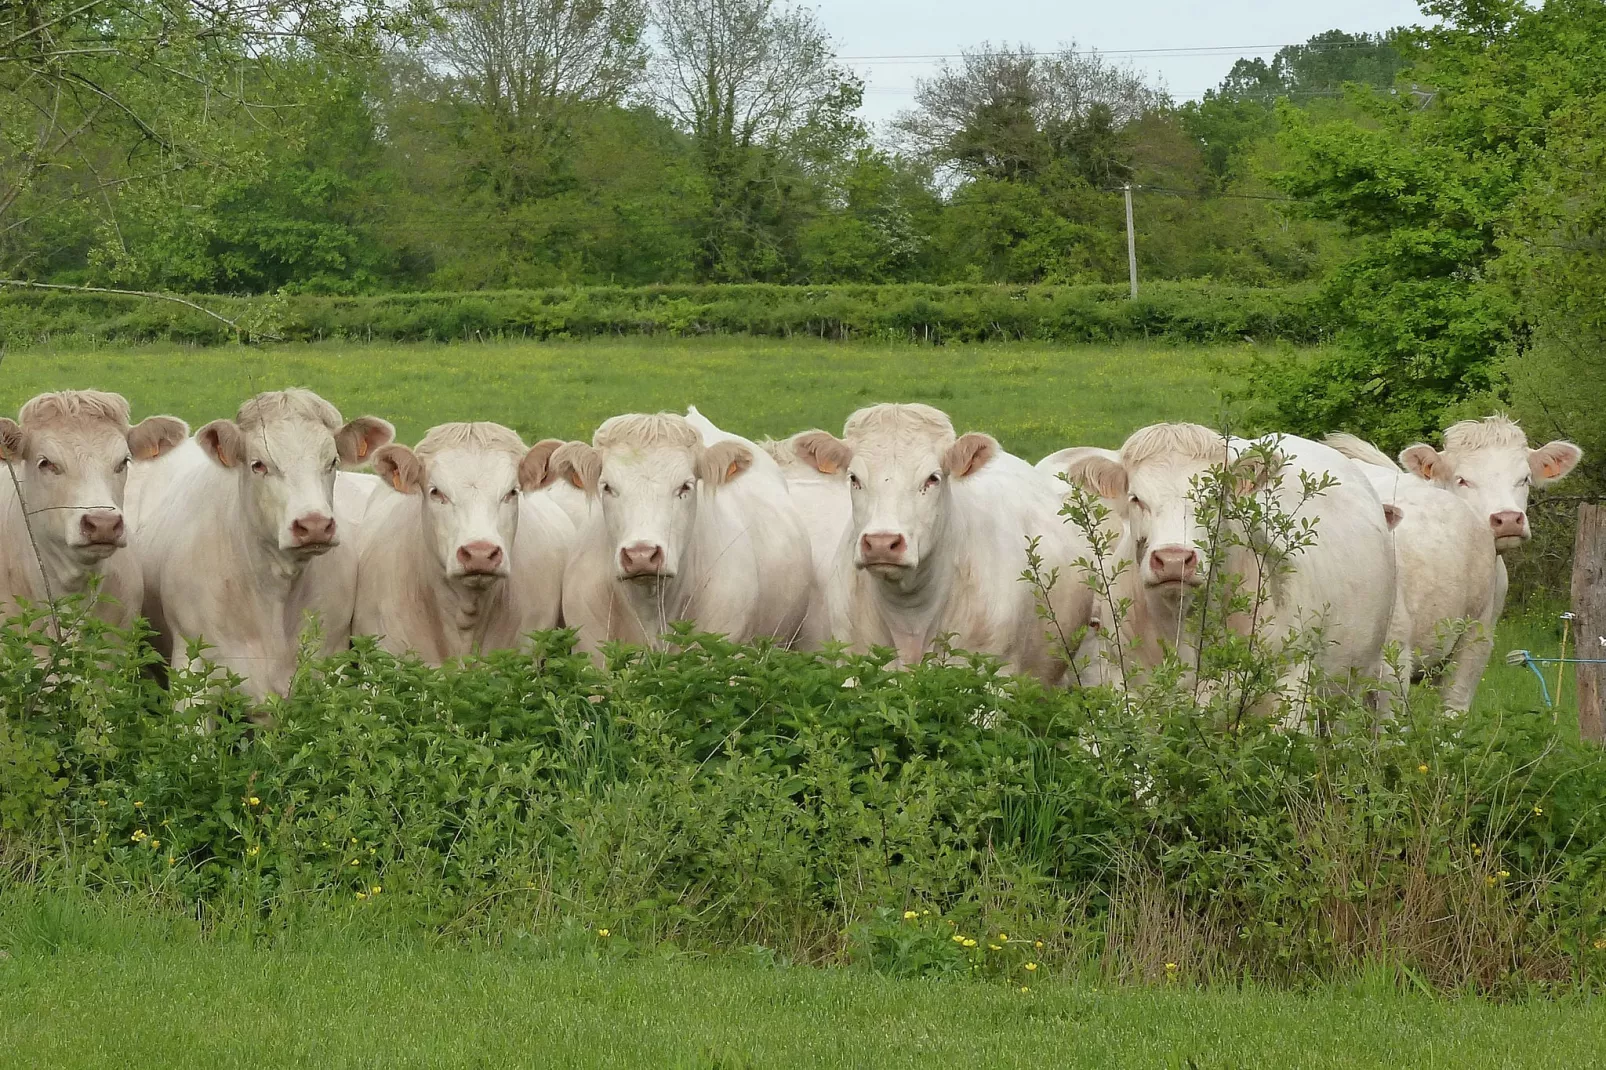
[0,282,1330,347]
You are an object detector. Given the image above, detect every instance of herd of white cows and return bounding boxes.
[0,387,1583,714]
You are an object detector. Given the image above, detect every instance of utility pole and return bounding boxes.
[1123,183,1138,299]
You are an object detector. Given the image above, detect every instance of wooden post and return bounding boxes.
[1123,184,1138,299]
[1572,504,1606,742]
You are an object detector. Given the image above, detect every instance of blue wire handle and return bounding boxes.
[1508,651,1606,708]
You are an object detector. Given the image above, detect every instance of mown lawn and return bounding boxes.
[1,903,1602,1070]
[0,336,1258,460]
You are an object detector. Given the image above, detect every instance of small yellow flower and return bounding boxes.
[1417,764,1428,774]
[1594,937,1606,951]
[1498,870,1511,879]
[356,892,367,900]
[150,839,160,849]
[1486,875,1497,886]
[248,796,260,806]
[98,800,107,807]
[1025,962,1038,972]
[370,886,382,895]
[597,928,610,938]
[1473,845,1483,857]
[1034,940,1044,950]
[133,801,144,809]
[350,837,358,845]
[1533,805,1544,815]
[368,847,376,855]
[1164,962,1179,972]
[921,910,931,916]
[903,910,918,920]
[1019,986,1030,994]
[998,933,1008,942]
[321,842,330,848]
[247,845,259,857]
[989,944,1002,951]
[130,830,147,843]
[167,856,176,866]
[962,938,977,948]
[951,934,965,943]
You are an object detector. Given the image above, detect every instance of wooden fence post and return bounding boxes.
[1572,503,1606,742]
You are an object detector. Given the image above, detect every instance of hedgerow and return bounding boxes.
[0,282,1328,348]
[3,603,1605,994]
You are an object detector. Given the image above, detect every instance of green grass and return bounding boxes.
[0,336,1257,459]
[2,898,1603,1069]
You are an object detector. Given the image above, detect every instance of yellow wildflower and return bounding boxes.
[998,933,1008,942]
[597,928,610,938]
[248,797,260,806]
[370,886,382,895]
[1164,962,1179,973]
[150,839,160,849]
[247,845,259,857]
[98,800,107,807]
[1020,986,1030,994]
[951,934,965,943]
[1417,764,1428,774]
[1485,875,1497,886]
[1025,962,1038,972]
[130,830,147,843]
[167,856,176,866]
[922,910,931,916]
[989,944,1002,952]
[1473,845,1483,857]
[356,892,367,901]
[1533,806,1544,816]
[1594,937,1606,951]
[1498,870,1511,879]
[1034,941,1044,950]
[903,910,918,920]
[133,801,144,809]
[962,938,977,948]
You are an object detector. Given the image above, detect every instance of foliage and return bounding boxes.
[0,281,1330,348]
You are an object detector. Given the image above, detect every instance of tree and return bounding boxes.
[646,0,859,279]
[892,43,1162,185]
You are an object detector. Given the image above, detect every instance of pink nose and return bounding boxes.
[619,542,666,577]
[1490,510,1527,540]
[456,540,504,574]
[859,531,907,565]
[1148,545,1199,584]
[80,510,125,545]
[289,513,336,546]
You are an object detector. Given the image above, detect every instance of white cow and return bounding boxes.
[1399,415,1582,551]
[789,403,1095,684]
[355,422,574,663]
[759,427,854,642]
[546,411,814,653]
[1325,433,1500,712]
[1062,423,1404,714]
[131,388,394,701]
[0,390,187,630]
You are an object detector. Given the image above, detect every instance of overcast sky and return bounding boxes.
[810,0,1428,128]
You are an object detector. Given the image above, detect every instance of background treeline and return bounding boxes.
[1,2,1401,295]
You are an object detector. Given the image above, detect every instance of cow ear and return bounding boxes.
[792,430,852,476]
[196,420,245,469]
[126,416,189,461]
[1383,503,1404,530]
[1231,449,1281,495]
[550,441,602,495]
[943,433,998,480]
[1529,440,1582,485]
[1064,454,1127,501]
[519,438,565,491]
[698,442,753,487]
[336,416,395,467]
[372,444,424,495]
[1399,444,1446,481]
[0,418,22,461]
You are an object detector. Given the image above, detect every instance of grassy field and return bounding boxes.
[0,336,1254,459]
[2,899,1603,1070]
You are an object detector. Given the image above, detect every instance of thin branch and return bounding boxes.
[0,279,274,340]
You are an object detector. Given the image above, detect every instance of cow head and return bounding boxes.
[197,388,392,556]
[1065,423,1274,593]
[546,413,750,583]
[0,390,186,565]
[1400,415,1582,551]
[373,424,561,588]
[794,403,997,584]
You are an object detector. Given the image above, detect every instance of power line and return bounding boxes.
[842,40,1407,62]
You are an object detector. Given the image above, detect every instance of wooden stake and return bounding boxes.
[1572,504,1606,742]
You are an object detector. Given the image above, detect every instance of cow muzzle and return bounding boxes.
[1490,510,1528,548]
[288,512,337,554]
[455,540,506,584]
[618,541,669,580]
[1146,545,1201,588]
[76,510,126,555]
[857,531,909,572]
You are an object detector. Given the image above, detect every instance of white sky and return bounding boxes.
[810,0,1428,129]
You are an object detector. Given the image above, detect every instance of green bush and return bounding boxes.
[0,282,1329,349]
[4,600,1606,994]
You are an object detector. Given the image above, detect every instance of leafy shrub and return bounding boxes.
[0,282,1329,349]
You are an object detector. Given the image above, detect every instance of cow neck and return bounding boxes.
[1,476,102,599]
[867,488,960,666]
[613,515,704,645]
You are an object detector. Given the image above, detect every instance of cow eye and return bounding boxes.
[600,482,615,497]
[36,456,60,474]
[250,460,269,475]
[1128,494,1143,509]
[429,486,449,504]
[848,473,862,490]
[115,454,131,474]
[676,480,694,498]
[503,487,519,502]
[328,458,339,472]
[923,472,941,491]
[1456,476,1470,488]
